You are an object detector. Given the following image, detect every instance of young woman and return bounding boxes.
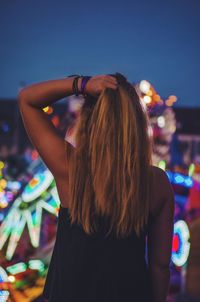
[18,73,174,302]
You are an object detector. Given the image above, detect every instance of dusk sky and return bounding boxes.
[0,0,199,107]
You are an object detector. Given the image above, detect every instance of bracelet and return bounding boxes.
[72,76,82,96]
[80,76,91,95]
[70,75,91,97]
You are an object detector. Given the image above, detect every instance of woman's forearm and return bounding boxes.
[18,76,81,108]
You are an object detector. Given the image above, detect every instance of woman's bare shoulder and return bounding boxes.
[149,165,174,216]
[150,165,171,187]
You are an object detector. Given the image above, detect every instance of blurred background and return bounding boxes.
[0,1,200,301]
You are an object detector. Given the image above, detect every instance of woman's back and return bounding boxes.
[43,162,174,302]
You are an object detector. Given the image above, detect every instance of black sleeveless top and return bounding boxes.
[42,205,152,302]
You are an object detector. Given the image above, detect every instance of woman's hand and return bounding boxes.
[84,75,118,97]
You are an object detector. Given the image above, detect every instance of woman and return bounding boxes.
[18,73,174,302]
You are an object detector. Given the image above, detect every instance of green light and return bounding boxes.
[158,160,166,171]
[28,260,45,272]
[6,262,27,275]
[188,163,195,177]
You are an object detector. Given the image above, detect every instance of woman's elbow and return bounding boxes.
[18,88,30,106]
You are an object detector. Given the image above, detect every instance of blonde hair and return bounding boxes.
[67,73,152,238]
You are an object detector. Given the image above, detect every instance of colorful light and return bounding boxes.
[43,106,49,112]
[22,170,54,203]
[6,180,21,191]
[28,260,45,272]
[188,163,195,177]
[158,160,166,171]
[143,95,152,104]
[0,179,7,189]
[0,290,9,302]
[157,116,165,128]
[7,275,15,283]
[166,171,193,188]
[6,263,27,275]
[0,161,4,170]
[139,80,151,94]
[172,220,190,267]
[0,169,60,260]
[0,267,10,302]
[43,106,53,114]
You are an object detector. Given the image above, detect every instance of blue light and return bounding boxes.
[174,174,184,184]
[0,213,4,222]
[2,123,9,133]
[185,177,193,187]
[166,171,193,188]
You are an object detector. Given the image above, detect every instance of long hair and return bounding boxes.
[67,73,153,238]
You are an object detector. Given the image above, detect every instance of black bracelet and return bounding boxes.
[72,76,81,96]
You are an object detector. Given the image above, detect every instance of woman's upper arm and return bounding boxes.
[147,168,175,268]
[18,95,68,179]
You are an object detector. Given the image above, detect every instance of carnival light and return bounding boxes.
[0,213,4,222]
[188,163,195,177]
[0,199,8,209]
[139,80,151,94]
[143,95,152,104]
[6,180,21,191]
[0,161,5,170]
[158,160,166,171]
[157,116,165,128]
[22,170,54,203]
[28,260,45,272]
[0,290,9,302]
[0,179,7,189]
[0,170,60,260]
[7,275,15,283]
[0,267,10,302]
[166,171,193,188]
[6,262,27,275]
[172,220,190,267]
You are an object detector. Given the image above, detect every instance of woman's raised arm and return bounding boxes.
[18,75,117,179]
[18,77,79,179]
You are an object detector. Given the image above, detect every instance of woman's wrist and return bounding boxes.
[70,76,92,96]
[77,77,82,94]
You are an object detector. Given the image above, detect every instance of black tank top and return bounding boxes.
[42,205,152,302]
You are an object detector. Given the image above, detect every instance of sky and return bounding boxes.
[0,0,199,107]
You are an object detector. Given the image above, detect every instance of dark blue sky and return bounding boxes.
[0,0,199,107]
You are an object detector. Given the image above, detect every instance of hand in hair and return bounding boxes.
[84,75,118,97]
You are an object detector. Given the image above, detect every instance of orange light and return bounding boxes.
[30,178,39,188]
[166,99,173,106]
[147,90,153,97]
[46,107,53,114]
[168,95,177,103]
[0,179,7,189]
[154,94,161,102]
[43,106,53,114]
